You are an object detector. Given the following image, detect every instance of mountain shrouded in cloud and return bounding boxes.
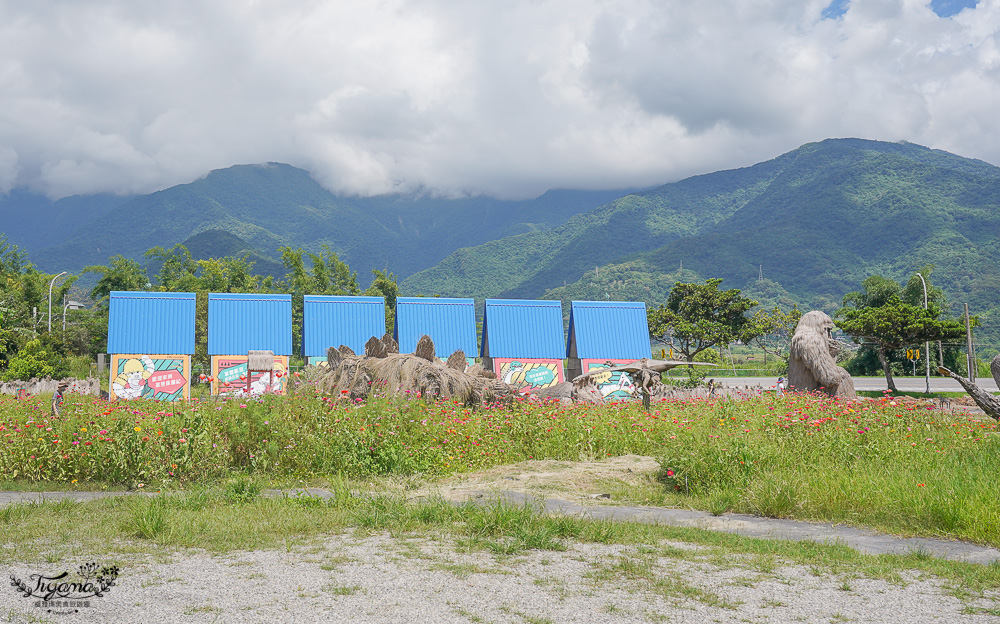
[0,0,998,200]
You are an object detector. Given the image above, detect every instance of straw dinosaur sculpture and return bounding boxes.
[532,358,715,408]
[313,335,722,409]
[315,334,514,407]
[937,354,1000,421]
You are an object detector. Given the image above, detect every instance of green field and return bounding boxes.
[2,384,998,548]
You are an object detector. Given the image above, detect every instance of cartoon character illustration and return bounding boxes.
[234,362,287,397]
[588,361,636,399]
[113,355,155,400]
[502,361,525,385]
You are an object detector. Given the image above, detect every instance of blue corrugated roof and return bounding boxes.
[303,295,385,357]
[394,297,478,356]
[108,291,196,354]
[481,299,564,359]
[567,300,650,359]
[208,292,292,355]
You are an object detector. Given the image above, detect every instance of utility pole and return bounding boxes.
[915,272,930,394]
[965,303,975,382]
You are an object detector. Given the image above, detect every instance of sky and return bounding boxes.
[0,0,995,200]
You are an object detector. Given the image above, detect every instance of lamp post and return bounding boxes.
[63,299,85,331]
[915,272,930,394]
[47,272,67,332]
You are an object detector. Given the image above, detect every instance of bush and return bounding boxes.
[0,338,68,381]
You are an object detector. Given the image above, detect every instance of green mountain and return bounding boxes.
[0,190,134,254]
[177,229,286,277]
[401,155,790,300]
[7,163,629,285]
[405,139,1000,323]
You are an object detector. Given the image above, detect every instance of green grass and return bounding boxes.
[2,387,999,546]
[856,390,984,399]
[1,486,999,606]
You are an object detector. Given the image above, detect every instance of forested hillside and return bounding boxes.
[407,139,1000,325]
[1,163,629,286]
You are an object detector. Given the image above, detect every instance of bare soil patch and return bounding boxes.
[402,454,662,503]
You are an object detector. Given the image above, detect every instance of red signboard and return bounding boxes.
[146,369,187,395]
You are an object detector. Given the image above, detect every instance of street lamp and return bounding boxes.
[47,272,67,332]
[915,272,930,394]
[63,299,85,331]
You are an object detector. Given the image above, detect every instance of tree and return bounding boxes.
[84,255,149,305]
[145,244,201,292]
[747,305,802,362]
[0,236,79,371]
[835,273,967,392]
[0,337,67,381]
[647,279,770,364]
[365,268,400,334]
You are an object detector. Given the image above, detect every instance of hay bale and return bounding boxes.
[788,311,855,399]
[327,346,342,369]
[365,336,388,358]
[248,350,274,372]
[446,350,466,370]
[380,333,399,354]
[466,363,496,379]
[414,335,435,362]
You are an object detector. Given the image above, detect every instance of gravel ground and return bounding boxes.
[4,533,999,624]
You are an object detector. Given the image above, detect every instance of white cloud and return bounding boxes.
[0,146,18,194]
[0,0,998,199]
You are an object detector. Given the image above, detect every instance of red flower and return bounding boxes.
[666,470,675,477]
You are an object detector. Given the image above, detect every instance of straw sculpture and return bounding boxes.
[938,354,1000,421]
[788,311,856,399]
[315,334,514,407]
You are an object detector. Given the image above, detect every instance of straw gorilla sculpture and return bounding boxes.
[787,311,856,399]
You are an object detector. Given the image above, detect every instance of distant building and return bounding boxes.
[302,295,386,366]
[394,297,477,364]
[208,292,292,396]
[566,300,650,399]
[481,299,565,391]
[107,291,196,401]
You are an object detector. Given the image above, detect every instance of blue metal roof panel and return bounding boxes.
[303,295,386,357]
[568,300,650,359]
[208,292,292,355]
[107,291,196,354]
[481,299,564,358]
[393,297,478,355]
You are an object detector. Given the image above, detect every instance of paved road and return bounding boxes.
[710,375,997,393]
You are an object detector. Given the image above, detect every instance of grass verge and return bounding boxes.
[1,483,999,605]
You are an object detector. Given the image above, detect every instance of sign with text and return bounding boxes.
[492,358,564,392]
[211,355,289,396]
[108,354,190,401]
[582,359,637,400]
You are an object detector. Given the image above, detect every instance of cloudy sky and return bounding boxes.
[0,0,995,200]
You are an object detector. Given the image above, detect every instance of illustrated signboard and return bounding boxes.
[492,358,564,392]
[210,355,289,396]
[109,354,191,401]
[582,359,637,400]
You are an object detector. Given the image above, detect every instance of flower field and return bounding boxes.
[2,385,998,545]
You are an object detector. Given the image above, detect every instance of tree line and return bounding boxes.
[0,236,398,380]
[1,230,974,392]
[646,267,971,392]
